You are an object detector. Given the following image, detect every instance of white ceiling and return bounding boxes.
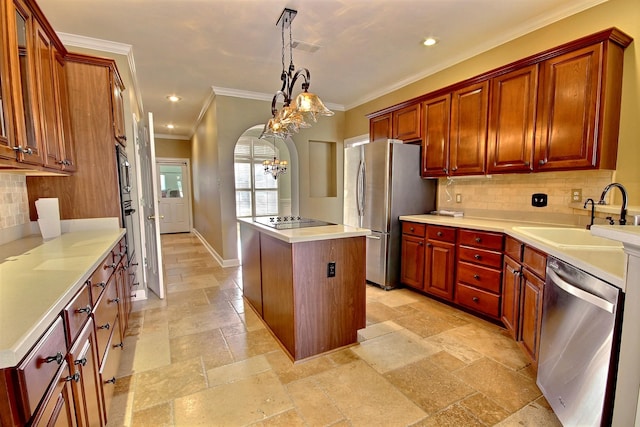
[38,0,606,139]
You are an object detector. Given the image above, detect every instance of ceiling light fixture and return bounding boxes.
[423,37,438,47]
[263,139,288,180]
[259,8,334,141]
[167,95,181,102]
[166,124,175,129]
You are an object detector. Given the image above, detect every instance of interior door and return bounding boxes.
[157,161,191,234]
[136,112,164,299]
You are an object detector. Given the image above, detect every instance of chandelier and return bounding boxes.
[259,8,334,141]
[263,138,288,179]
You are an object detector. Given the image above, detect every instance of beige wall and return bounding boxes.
[191,94,344,262]
[345,0,640,205]
[155,137,192,159]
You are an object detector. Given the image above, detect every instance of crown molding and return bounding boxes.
[212,86,345,112]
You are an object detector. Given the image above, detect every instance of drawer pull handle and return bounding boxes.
[74,357,87,367]
[94,282,106,289]
[473,274,480,280]
[98,323,110,330]
[437,231,443,237]
[44,352,64,365]
[114,342,124,349]
[105,377,116,385]
[75,305,91,315]
[472,296,479,302]
[513,269,521,277]
[475,237,482,243]
[418,241,423,246]
[104,263,117,270]
[474,254,481,260]
[65,373,81,383]
[133,282,140,287]
[111,298,121,303]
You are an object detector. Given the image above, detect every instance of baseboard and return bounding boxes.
[191,228,240,268]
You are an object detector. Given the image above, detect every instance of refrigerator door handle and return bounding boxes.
[356,159,365,217]
[366,235,381,240]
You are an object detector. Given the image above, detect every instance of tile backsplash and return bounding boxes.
[437,170,615,225]
[0,173,29,230]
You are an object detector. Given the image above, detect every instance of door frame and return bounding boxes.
[156,157,194,233]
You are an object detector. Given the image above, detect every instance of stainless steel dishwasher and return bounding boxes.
[537,257,623,426]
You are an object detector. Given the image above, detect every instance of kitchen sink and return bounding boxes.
[512,226,623,250]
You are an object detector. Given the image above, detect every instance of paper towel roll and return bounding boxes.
[35,198,61,240]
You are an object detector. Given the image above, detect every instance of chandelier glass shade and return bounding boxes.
[259,8,334,141]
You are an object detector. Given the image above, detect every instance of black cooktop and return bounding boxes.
[253,216,336,230]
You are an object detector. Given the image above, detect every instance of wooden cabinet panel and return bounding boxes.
[535,44,602,170]
[29,361,75,427]
[456,283,501,318]
[110,70,126,146]
[457,261,502,293]
[53,53,75,172]
[99,315,122,425]
[504,235,523,262]
[458,246,503,269]
[424,239,455,300]
[369,113,391,142]
[14,316,67,420]
[62,284,92,345]
[0,4,16,161]
[427,225,456,243]
[400,234,425,289]
[402,221,426,237]
[520,268,544,367]
[457,229,503,251]
[501,255,521,339]
[450,80,488,176]
[93,276,119,365]
[240,223,263,315]
[487,65,537,173]
[421,94,450,177]
[523,245,547,280]
[392,103,421,142]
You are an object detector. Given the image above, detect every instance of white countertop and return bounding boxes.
[0,229,125,368]
[237,218,370,243]
[591,225,640,249]
[399,215,627,288]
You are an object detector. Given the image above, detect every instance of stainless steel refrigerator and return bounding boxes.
[344,139,437,290]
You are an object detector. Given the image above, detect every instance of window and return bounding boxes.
[234,137,279,217]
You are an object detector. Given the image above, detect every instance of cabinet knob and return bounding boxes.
[524,161,530,167]
[539,159,547,165]
[442,168,448,174]
[451,167,458,172]
[94,282,106,289]
[74,357,87,367]
[410,227,414,232]
[75,305,92,315]
[65,373,81,383]
[98,323,110,330]
[472,296,480,303]
[473,274,480,280]
[105,263,117,270]
[105,377,117,385]
[426,243,432,247]
[513,269,521,277]
[418,241,423,246]
[475,237,482,243]
[437,231,443,237]
[474,254,481,260]
[114,342,124,349]
[44,352,64,365]
[111,298,121,303]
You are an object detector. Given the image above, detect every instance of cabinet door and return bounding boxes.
[392,103,421,142]
[424,239,455,300]
[450,80,488,176]
[369,113,391,142]
[110,70,126,145]
[501,255,521,339]
[487,65,537,174]
[53,53,76,172]
[519,268,544,366]
[0,6,18,162]
[30,361,76,427]
[400,234,425,289]
[535,44,602,171]
[421,94,450,177]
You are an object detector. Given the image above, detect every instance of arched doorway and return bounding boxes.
[233,125,299,218]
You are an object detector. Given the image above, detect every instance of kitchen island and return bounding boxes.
[238,217,370,361]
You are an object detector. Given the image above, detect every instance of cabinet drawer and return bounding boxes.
[457,261,502,293]
[100,315,123,422]
[427,225,456,242]
[15,316,67,419]
[523,246,547,280]
[93,277,119,364]
[504,235,523,261]
[457,283,501,318]
[458,246,503,269]
[62,284,92,345]
[458,229,504,251]
[88,254,116,305]
[402,222,426,237]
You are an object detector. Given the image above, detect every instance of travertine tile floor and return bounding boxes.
[107,232,562,426]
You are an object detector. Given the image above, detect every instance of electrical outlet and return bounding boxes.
[327,262,336,278]
[571,188,583,202]
[455,193,462,203]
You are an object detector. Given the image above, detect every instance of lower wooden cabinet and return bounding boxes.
[424,238,455,300]
[68,319,102,427]
[400,234,425,288]
[30,361,76,427]
[519,268,544,365]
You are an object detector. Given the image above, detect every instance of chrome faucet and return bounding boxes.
[598,183,628,225]
[583,198,596,229]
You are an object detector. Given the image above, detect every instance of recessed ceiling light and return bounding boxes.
[166,95,181,102]
[166,124,175,129]
[423,37,438,47]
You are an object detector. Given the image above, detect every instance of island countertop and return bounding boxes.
[0,229,125,368]
[237,217,371,243]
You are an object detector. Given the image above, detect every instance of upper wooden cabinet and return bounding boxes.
[111,69,126,146]
[369,112,391,142]
[0,0,72,172]
[370,28,632,178]
[487,65,538,174]
[449,80,488,176]
[392,103,421,142]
